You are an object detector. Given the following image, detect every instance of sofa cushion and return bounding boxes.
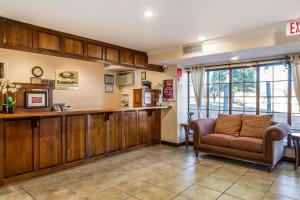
[214,114,242,136]
[240,115,272,138]
[229,137,263,153]
[201,134,236,147]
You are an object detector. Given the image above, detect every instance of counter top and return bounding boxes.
[0,106,171,119]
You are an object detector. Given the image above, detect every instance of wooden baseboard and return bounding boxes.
[161,141,193,147]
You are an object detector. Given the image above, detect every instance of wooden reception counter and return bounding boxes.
[0,106,170,186]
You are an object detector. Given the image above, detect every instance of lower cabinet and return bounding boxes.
[88,113,106,157]
[149,110,161,143]
[3,119,34,178]
[122,111,137,148]
[39,116,63,169]
[66,115,86,162]
[107,112,122,152]
[138,110,149,145]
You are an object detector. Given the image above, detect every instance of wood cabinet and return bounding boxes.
[87,43,103,60]
[149,110,161,143]
[3,21,33,49]
[63,37,84,56]
[36,31,61,53]
[120,49,134,65]
[3,119,34,178]
[138,111,149,145]
[88,113,106,157]
[122,111,137,148]
[39,116,62,169]
[65,115,86,162]
[135,53,147,68]
[105,46,119,63]
[133,89,159,107]
[107,112,122,152]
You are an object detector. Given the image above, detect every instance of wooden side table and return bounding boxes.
[181,123,190,149]
[291,133,300,170]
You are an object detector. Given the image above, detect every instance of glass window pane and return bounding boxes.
[244,111,256,115]
[232,68,245,83]
[259,97,273,113]
[209,98,219,110]
[274,65,288,81]
[244,97,256,112]
[273,112,287,124]
[260,66,273,81]
[273,97,288,113]
[220,84,229,97]
[232,83,244,97]
[232,110,244,114]
[244,67,256,82]
[220,98,229,111]
[219,70,229,83]
[260,82,273,97]
[209,110,219,118]
[232,97,244,111]
[209,71,220,84]
[292,97,300,113]
[244,83,256,96]
[292,113,300,130]
[273,81,288,97]
[209,84,219,98]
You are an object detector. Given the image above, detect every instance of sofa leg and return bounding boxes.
[268,166,274,173]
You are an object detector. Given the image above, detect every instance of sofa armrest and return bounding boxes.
[189,118,216,148]
[263,123,291,160]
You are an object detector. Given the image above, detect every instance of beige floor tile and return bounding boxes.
[236,174,273,191]
[225,184,266,200]
[269,182,300,200]
[0,185,22,196]
[187,164,218,175]
[244,169,277,182]
[134,170,170,185]
[155,177,193,194]
[0,189,33,200]
[152,164,183,176]
[172,195,192,200]
[87,187,130,200]
[173,169,207,183]
[197,159,224,169]
[217,194,242,200]
[197,176,233,192]
[125,197,139,200]
[209,170,242,182]
[134,186,177,200]
[279,168,300,178]
[275,175,300,188]
[114,178,151,195]
[181,184,222,200]
[263,192,294,200]
[39,188,83,200]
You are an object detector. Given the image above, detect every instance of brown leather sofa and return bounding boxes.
[189,118,291,172]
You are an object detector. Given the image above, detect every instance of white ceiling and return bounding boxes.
[1,0,300,53]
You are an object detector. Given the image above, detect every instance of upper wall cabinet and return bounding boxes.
[63,37,84,57]
[0,17,163,72]
[105,46,119,63]
[2,20,33,50]
[134,53,147,68]
[87,43,103,60]
[36,30,61,53]
[120,49,134,65]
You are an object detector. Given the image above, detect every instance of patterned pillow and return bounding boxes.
[240,115,272,138]
[214,114,242,136]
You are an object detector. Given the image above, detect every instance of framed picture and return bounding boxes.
[105,84,113,93]
[141,71,146,80]
[26,91,48,108]
[56,70,79,90]
[105,74,114,84]
[0,60,8,79]
[42,79,55,89]
[30,77,42,84]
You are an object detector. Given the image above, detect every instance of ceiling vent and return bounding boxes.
[182,42,203,55]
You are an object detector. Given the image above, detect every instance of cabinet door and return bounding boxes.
[37,31,61,53]
[107,112,122,152]
[66,115,86,162]
[134,53,147,68]
[149,110,161,143]
[63,37,84,56]
[122,111,137,148]
[120,49,134,65]
[3,21,33,49]
[138,111,149,145]
[88,113,106,157]
[4,119,34,178]
[133,89,142,107]
[39,116,62,169]
[105,47,119,63]
[87,43,103,60]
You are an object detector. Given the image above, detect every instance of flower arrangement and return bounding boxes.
[0,79,21,114]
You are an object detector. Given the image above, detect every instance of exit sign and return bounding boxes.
[286,19,300,36]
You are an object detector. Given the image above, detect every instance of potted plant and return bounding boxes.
[0,79,21,114]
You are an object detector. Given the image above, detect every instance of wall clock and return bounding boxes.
[32,66,44,77]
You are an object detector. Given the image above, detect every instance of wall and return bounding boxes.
[0,48,121,109]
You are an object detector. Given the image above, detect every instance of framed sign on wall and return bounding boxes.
[163,78,176,101]
[56,70,79,90]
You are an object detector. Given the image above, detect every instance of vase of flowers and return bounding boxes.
[0,79,21,114]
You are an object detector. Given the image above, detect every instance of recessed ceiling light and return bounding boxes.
[198,36,206,41]
[144,10,154,17]
[230,56,239,61]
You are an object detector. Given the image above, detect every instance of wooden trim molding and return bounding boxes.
[0,16,163,72]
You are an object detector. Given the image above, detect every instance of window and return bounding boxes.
[188,61,299,146]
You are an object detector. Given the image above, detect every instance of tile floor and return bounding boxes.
[0,145,300,200]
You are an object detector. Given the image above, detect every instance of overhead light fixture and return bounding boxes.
[198,36,206,42]
[230,56,239,61]
[144,10,154,17]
